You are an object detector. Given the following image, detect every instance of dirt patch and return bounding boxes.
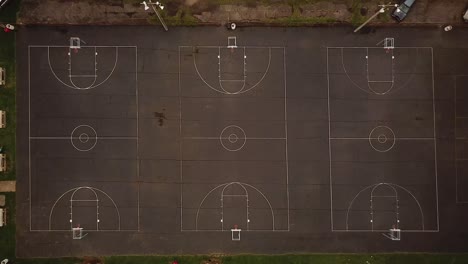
[0,181,15,192]
[16,0,468,25]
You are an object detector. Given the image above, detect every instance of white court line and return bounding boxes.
[179,45,289,232]
[68,47,98,89]
[369,184,399,231]
[29,46,139,231]
[180,229,289,232]
[183,137,286,140]
[365,48,394,95]
[48,186,121,231]
[328,46,433,49]
[30,136,138,140]
[30,229,139,232]
[29,45,136,48]
[332,229,439,233]
[327,45,439,232]
[345,183,425,231]
[220,182,249,231]
[326,47,334,231]
[454,75,468,204]
[47,46,119,90]
[70,187,99,230]
[69,75,97,77]
[28,46,32,231]
[179,46,184,231]
[338,47,419,96]
[135,46,140,232]
[192,47,271,95]
[179,45,285,49]
[194,182,275,232]
[431,48,440,231]
[283,47,290,231]
[330,137,434,140]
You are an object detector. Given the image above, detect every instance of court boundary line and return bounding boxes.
[28,46,139,232]
[454,75,468,204]
[326,46,439,232]
[179,46,289,232]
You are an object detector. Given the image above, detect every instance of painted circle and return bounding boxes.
[368,126,395,152]
[71,125,98,152]
[367,81,394,95]
[220,125,247,151]
[79,133,89,143]
[228,133,238,143]
[377,134,387,143]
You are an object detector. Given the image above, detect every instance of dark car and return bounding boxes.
[392,0,416,22]
[0,0,11,10]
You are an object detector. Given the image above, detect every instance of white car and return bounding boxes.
[464,9,468,22]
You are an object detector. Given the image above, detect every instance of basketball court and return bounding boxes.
[27,40,139,233]
[15,26,468,256]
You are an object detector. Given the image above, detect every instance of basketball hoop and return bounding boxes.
[382,225,401,241]
[376,37,394,53]
[231,224,241,241]
[72,224,87,240]
[227,36,237,49]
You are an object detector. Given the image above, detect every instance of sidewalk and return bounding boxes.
[16,0,468,26]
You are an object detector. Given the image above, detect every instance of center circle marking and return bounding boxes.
[228,134,238,143]
[368,125,396,153]
[377,134,387,143]
[70,125,98,152]
[79,133,90,143]
[219,125,247,152]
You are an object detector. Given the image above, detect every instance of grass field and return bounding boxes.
[7,254,468,264]
[0,30,16,181]
[0,0,18,181]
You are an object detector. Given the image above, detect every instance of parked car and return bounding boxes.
[464,8,468,22]
[392,0,416,22]
[0,0,11,10]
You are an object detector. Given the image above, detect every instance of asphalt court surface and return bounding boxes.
[15,26,468,256]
